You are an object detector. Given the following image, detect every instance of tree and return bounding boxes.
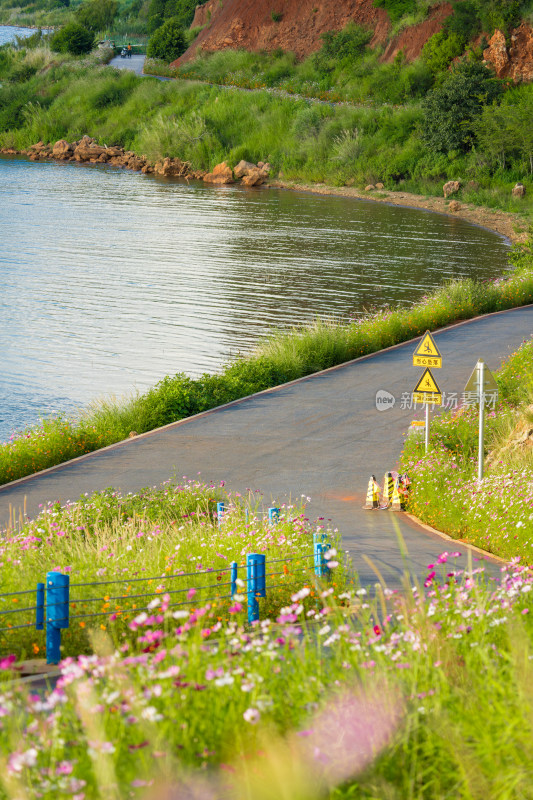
[421,61,503,154]
[51,23,95,55]
[147,0,166,33]
[75,0,118,32]
[475,88,533,175]
[147,0,198,33]
[146,17,186,62]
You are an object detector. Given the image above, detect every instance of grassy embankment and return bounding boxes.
[400,334,533,561]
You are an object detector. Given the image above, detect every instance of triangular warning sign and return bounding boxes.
[464,360,499,395]
[413,368,441,395]
[413,331,442,358]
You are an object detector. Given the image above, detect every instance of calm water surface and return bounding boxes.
[0,25,48,45]
[0,156,510,441]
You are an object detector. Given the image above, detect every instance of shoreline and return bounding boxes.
[269,179,529,245]
[1,146,528,246]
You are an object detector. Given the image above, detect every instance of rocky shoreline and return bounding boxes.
[0,136,271,185]
[1,136,528,244]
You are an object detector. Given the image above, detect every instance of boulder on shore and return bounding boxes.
[74,141,107,162]
[443,180,461,198]
[233,159,257,179]
[203,161,234,184]
[52,139,74,159]
[153,157,190,177]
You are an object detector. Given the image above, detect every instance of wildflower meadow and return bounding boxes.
[2,543,533,797]
[0,479,347,660]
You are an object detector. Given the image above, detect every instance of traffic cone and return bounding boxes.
[391,477,402,512]
[363,475,380,510]
[379,471,394,509]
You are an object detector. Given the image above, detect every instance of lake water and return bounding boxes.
[0,25,49,46]
[0,155,510,442]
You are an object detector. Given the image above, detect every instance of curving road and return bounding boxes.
[1,305,531,588]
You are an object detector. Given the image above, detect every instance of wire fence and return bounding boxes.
[0,506,335,664]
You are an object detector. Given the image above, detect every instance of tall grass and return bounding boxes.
[2,537,533,797]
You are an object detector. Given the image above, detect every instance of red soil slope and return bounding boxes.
[176,0,392,65]
[172,0,533,82]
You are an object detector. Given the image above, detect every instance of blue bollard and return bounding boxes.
[217,501,225,527]
[36,583,44,631]
[314,541,331,580]
[268,507,280,525]
[46,572,70,665]
[231,561,238,598]
[246,553,266,624]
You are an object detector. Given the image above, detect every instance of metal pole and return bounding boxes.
[477,360,485,482]
[425,402,430,453]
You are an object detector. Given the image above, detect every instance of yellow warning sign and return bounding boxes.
[412,368,442,405]
[412,330,442,368]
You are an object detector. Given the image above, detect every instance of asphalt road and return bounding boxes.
[108,54,146,76]
[1,305,531,589]
[108,54,170,80]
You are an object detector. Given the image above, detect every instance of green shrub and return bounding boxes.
[51,22,94,54]
[146,16,186,62]
[473,0,525,34]
[315,22,372,68]
[75,0,118,31]
[422,60,503,153]
[422,29,466,73]
[373,0,418,23]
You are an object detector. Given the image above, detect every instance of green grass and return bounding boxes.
[400,336,533,560]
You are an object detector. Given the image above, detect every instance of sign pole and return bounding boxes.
[425,402,430,453]
[477,360,485,482]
